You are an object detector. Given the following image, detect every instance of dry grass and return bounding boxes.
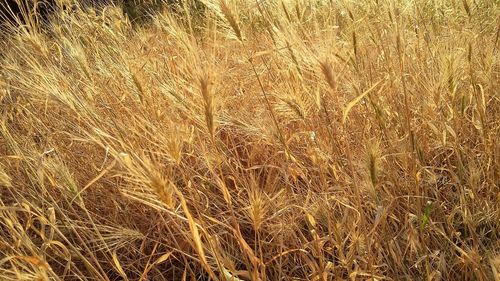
[0,0,499,280]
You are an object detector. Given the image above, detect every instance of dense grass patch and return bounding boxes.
[0,0,499,280]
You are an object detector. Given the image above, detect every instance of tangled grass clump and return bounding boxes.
[0,0,499,280]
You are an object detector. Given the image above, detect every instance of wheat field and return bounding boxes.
[0,0,499,280]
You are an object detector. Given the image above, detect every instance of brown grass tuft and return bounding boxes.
[0,0,498,280]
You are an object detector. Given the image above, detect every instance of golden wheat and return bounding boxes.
[0,0,498,280]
